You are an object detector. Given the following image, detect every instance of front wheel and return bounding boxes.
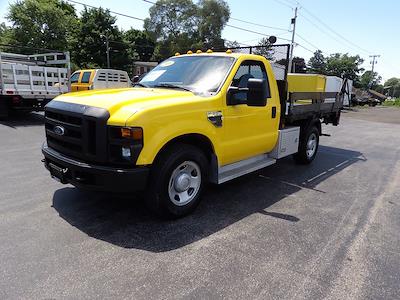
[293,126,319,164]
[146,144,208,218]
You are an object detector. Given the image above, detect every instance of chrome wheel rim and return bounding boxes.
[306,133,317,158]
[168,161,201,206]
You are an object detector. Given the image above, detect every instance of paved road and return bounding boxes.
[1,108,400,299]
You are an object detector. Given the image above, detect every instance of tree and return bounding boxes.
[384,77,400,98]
[124,28,155,61]
[5,0,78,53]
[374,84,384,94]
[308,50,326,74]
[292,57,306,73]
[224,40,240,49]
[359,70,381,89]
[198,0,230,49]
[144,0,230,59]
[253,37,274,60]
[73,7,129,69]
[144,0,199,57]
[324,53,364,80]
[0,23,12,48]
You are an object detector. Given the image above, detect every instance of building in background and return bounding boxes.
[132,61,158,76]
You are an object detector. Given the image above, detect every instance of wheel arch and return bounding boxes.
[294,116,322,136]
[154,133,216,163]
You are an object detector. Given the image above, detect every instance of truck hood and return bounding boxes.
[53,87,202,113]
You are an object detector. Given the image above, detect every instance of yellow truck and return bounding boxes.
[42,47,343,218]
[69,69,131,92]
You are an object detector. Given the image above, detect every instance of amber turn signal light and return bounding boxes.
[121,127,143,140]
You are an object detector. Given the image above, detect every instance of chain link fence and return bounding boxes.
[217,44,290,81]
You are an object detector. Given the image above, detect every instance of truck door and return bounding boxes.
[77,71,93,91]
[221,59,279,165]
[70,71,81,92]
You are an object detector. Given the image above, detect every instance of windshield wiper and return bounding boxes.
[153,83,193,92]
[134,82,149,88]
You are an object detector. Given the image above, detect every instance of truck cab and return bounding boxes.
[70,69,132,92]
[42,48,343,218]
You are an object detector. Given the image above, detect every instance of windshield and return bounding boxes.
[139,56,235,94]
[70,72,80,83]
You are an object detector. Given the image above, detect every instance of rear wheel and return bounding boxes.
[293,125,319,164]
[0,99,10,120]
[146,144,208,218]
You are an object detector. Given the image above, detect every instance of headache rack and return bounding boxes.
[221,44,345,126]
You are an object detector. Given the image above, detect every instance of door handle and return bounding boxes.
[271,106,277,118]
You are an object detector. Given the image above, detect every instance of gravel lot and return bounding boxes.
[1,107,400,299]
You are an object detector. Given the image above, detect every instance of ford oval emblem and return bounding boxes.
[54,125,65,136]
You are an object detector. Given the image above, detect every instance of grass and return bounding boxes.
[383,98,400,107]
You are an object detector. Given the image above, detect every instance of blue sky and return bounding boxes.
[0,0,398,81]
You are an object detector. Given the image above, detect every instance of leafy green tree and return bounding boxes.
[359,70,381,89]
[198,0,230,49]
[374,84,384,94]
[325,53,364,80]
[144,0,230,59]
[307,50,326,74]
[0,23,12,48]
[253,37,274,60]
[5,0,78,53]
[384,77,400,97]
[73,7,129,69]
[292,57,306,73]
[144,0,199,56]
[224,40,240,49]
[124,28,155,61]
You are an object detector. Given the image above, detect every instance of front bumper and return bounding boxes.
[42,143,149,193]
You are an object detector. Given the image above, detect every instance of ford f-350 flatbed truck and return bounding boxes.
[42,46,343,218]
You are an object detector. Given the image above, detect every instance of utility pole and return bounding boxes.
[100,34,111,68]
[288,6,298,74]
[369,54,380,88]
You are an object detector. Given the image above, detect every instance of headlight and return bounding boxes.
[108,126,143,164]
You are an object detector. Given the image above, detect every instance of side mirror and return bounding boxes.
[227,86,248,105]
[132,75,140,83]
[247,78,268,107]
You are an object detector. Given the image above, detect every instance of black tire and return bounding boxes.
[0,100,10,120]
[293,125,319,164]
[145,143,208,219]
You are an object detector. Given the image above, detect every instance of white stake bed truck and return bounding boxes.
[0,51,70,119]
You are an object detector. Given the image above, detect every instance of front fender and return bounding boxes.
[135,118,221,165]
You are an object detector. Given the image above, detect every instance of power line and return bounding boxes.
[230,18,289,32]
[70,0,292,44]
[271,0,294,10]
[296,43,315,54]
[0,43,64,53]
[298,13,349,49]
[295,33,324,53]
[225,24,292,42]
[299,3,371,54]
[142,1,291,33]
[68,0,320,53]
[66,0,146,21]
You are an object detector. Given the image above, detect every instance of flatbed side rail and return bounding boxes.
[284,91,343,123]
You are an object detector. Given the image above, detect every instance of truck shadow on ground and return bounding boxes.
[0,112,44,128]
[52,145,366,252]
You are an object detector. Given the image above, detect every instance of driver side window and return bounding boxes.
[231,60,268,104]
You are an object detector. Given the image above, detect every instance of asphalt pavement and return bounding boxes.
[1,107,400,299]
